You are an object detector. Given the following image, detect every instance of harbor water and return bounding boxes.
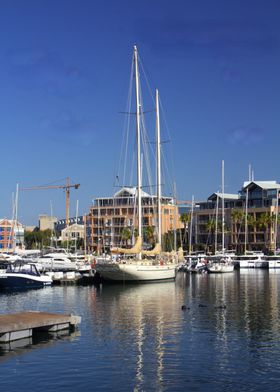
[1,270,280,391]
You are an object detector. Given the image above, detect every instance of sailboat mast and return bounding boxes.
[156,89,161,247]
[222,160,225,254]
[244,188,248,254]
[215,194,219,254]
[274,189,279,255]
[134,45,142,257]
[189,195,194,254]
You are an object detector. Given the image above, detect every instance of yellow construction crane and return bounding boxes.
[20,177,80,226]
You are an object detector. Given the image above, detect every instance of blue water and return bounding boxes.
[1,270,280,391]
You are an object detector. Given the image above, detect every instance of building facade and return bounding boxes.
[86,187,181,253]
[0,219,24,253]
[39,214,58,231]
[60,223,85,243]
[191,181,280,254]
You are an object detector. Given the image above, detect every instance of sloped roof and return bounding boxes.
[208,192,239,201]
[114,187,152,198]
[243,181,280,190]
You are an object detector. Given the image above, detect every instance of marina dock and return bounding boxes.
[0,311,81,342]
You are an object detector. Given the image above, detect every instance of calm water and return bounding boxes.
[1,270,280,391]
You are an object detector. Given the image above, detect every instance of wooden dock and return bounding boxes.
[0,312,81,343]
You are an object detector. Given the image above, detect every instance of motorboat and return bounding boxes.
[180,254,208,273]
[232,252,267,268]
[0,262,52,289]
[263,255,280,269]
[207,255,235,273]
[35,253,77,272]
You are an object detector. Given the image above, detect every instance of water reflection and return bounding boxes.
[0,330,80,362]
[0,273,280,391]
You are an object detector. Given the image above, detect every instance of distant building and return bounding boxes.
[55,216,84,234]
[86,187,182,253]
[39,214,57,231]
[0,219,24,253]
[191,180,280,254]
[60,223,85,243]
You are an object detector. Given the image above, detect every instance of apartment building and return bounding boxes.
[86,187,181,253]
[192,181,280,254]
[0,219,24,253]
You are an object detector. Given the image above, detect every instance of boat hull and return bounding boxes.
[95,262,176,282]
[207,264,234,273]
[0,273,52,290]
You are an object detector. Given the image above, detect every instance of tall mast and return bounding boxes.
[134,45,142,258]
[222,160,225,254]
[215,194,219,254]
[274,189,279,255]
[244,188,248,254]
[156,89,162,247]
[13,183,19,252]
[189,195,194,254]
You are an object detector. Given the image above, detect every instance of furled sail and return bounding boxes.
[178,247,184,262]
[111,236,142,254]
[142,243,161,256]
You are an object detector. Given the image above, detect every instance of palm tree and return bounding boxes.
[257,213,274,251]
[247,214,257,250]
[180,213,191,248]
[121,227,132,247]
[206,219,216,253]
[231,209,244,250]
[143,226,155,248]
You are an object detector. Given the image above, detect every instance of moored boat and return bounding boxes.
[0,262,52,290]
[232,252,267,268]
[207,255,235,273]
[94,46,179,282]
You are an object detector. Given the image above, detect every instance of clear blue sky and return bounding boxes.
[1,0,280,225]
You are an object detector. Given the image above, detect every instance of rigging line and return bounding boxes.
[138,77,154,197]
[138,52,156,107]
[158,96,176,186]
[129,138,137,187]
[116,54,134,190]
[141,116,154,197]
[119,109,155,115]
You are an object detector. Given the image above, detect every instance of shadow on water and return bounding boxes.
[0,329,80,362]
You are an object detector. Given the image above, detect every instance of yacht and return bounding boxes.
[232,252,267,268]
[94,46,179,282]
[0,262,52,289]
[35,253,77,272]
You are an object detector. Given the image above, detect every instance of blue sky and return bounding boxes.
[1,0,280,225]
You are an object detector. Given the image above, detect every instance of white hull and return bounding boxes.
[35,255,77,271]
[208,264,234,273]
[239,260,257,268]
[266,257,280,268]
[95,262,176,282]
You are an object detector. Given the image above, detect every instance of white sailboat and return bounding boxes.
[94,46,180,282]
[207,161,235,273]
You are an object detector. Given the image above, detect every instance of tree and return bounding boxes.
[257,213,274,251]
[180,213,191,249]
[143,226,155,247]
[121,227,132,247]
[231,209,244,250]
[180,213,191,229]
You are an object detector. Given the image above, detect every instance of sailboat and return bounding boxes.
[232,186,266,268]
[94,46,181,282]
[207,161,235,273]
